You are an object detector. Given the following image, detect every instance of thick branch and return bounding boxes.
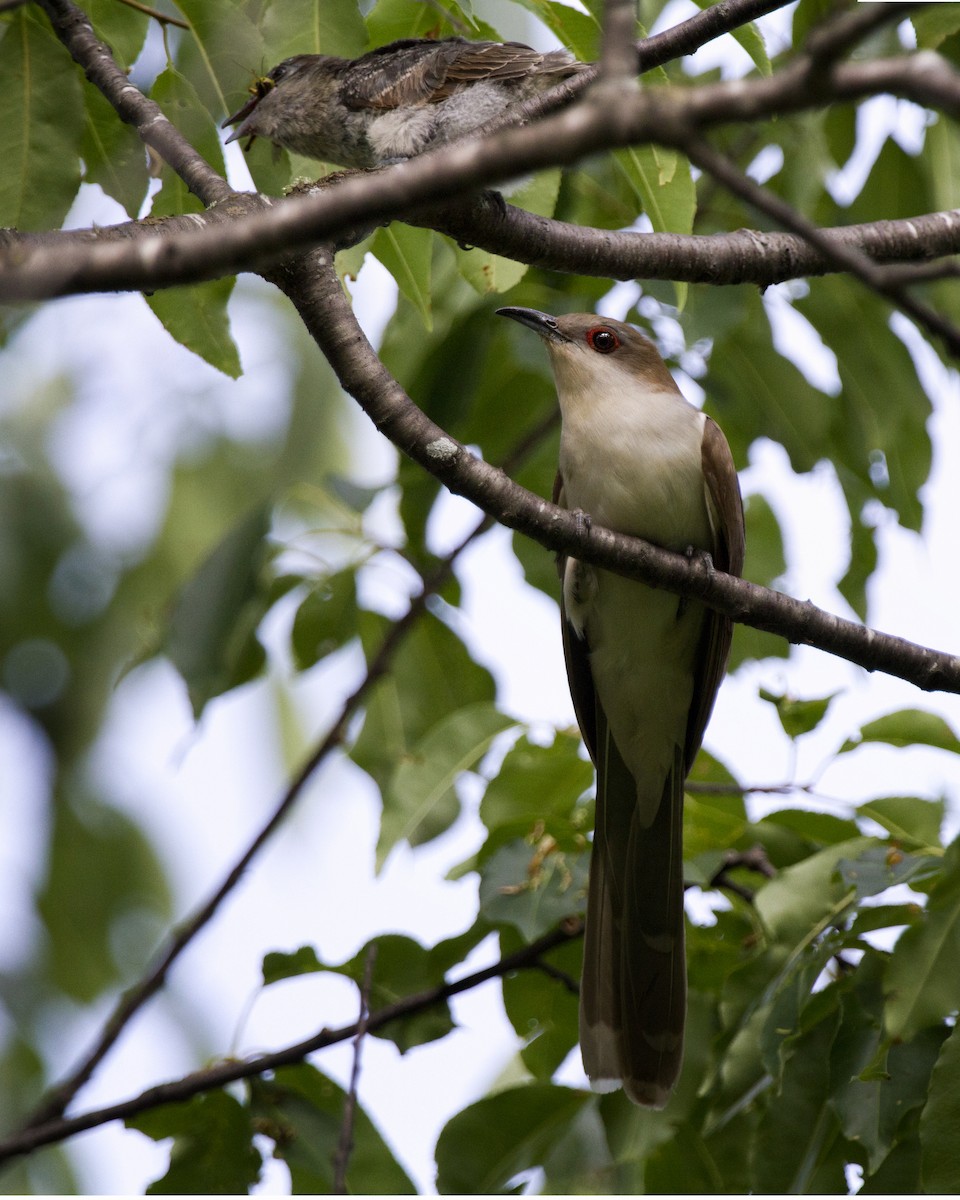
[3,50,959,302]
[273,248,960,696]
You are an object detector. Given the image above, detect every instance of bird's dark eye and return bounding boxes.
[586,327,620,354]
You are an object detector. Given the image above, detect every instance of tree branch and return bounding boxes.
[0,922,583,1163]
[332,945,376,1195]
[36,0,230,207]
[4,43,959,301]
[275,248,960,697]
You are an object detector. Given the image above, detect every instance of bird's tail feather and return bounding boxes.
[579,719,686,1108]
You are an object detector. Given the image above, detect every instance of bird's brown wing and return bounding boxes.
[554,470,599,763]
[341,38,549,110]
[683,415,745,771]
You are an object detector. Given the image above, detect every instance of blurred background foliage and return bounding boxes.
[2,0,960,1193]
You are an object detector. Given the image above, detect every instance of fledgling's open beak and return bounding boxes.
[223,77,274,145]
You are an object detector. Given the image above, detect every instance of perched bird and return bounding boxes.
[496,307,744,1107]
[224,37,588,168]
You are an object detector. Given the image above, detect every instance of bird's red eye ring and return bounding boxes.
[586,327,620,354]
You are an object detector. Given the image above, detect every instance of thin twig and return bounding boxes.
[115,0,188,28]
[0,922,583,1163]
[332,945,377,1195]
[683,133,960,360]
[17,340,561,1132]
[707,845,777,902]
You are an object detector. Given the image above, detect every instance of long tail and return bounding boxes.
[579,723,686,1108]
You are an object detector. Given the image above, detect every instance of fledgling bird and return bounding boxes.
[496,307,745,1108]
[223,37,588,168]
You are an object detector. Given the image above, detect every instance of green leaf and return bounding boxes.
[435,1083,591,1194]
[127,1091,262,1194]
[755,838,871,946]
[509,0,601,60]
[351,609,495,790]
[36,787,171,1003]
[884,838,960,1040]
[149,66,226,218]
[261,0,367,60]
[857,796,945,848]
[830,967,944,1175]
[683,754,749,863]
[378,702,515,865]
[479,838,589,940]
[174,0,264,118]
[262,944,324,986]
[372,225,434,328]
[476,730,593,867]
[251,1064,415,1194]
[83,0,150,68]
[146,277,242,378]
[81,85,150,218]
[365,0,495,45]
[759,687,839,740]
[0,10,84,231]
[334,934,455,1051]
[797,278,932,534]
[614,144,696,237]
[750,1008,844,1193]
[730,493,787,666]
[841,708,960,755]
[921,1023,960,1191]
[290,570,357,670]
[500,926,581,1079]
[727,14,771,75]
[163,505,273,717]
[838,845,940,902]
[912,6,960,49]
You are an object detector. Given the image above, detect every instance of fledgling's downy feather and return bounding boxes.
[224,38,587,168]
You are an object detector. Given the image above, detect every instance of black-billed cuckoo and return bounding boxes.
[497,307,745,1107]
[224,38,587,168]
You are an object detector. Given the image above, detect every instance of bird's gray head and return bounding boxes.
[223,55,342,146]
[496,307,680,395]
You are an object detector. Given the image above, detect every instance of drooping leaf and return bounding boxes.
[435,1083,592,1195]
[841,708,960,755]
[500,926,581,1080]
[81,84,150,218]
[36,787,171,1003]
[146,277,242,378]
[149,66,226,218]
[857,795,945,848]
[251,1064,415,1194]
[479,838,589,940]
[0,9,84,231]
[163,505,273,717]
[920,1022,960,1192]
[350,609,496,791]
[884,838,960,1040]
[378,701,514,864]
[372,225,434,328]
[454,170,563,295]
[128,1091,262,1194]
[759,686,839,740]
[290,570,357,670]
